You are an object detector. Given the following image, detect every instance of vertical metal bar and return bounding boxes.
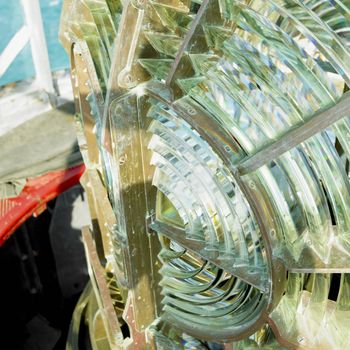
[21,0,55,95]
[165,0,210,86]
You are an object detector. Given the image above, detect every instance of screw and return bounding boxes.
[248,180,256,190]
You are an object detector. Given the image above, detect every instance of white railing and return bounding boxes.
[0,0,55,95]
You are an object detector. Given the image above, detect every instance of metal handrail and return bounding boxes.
[0,0,55,95]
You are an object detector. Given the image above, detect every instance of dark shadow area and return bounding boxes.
[0,184,89,350]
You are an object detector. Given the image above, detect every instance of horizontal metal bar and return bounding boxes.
[237,91,350,176]
[150,220,269,292]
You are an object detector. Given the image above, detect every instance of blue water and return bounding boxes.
[0,0,70,87]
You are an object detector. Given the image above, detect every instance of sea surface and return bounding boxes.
[0,0,69,86]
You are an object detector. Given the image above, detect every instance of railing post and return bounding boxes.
[21,0,55,95]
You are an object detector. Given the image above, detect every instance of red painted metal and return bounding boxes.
[0,164,85,246]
